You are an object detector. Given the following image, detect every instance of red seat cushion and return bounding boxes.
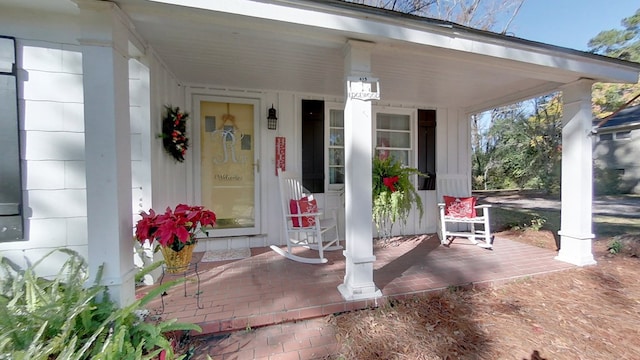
[289,196,318,227]
[443,196,477,218]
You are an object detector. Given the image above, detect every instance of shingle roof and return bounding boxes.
[595,105,640,130]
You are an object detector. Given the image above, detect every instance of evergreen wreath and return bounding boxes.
[160,105,190,162]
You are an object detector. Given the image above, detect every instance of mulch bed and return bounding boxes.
[329,232,640,360]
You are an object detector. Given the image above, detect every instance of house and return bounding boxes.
[1,0,639,307]
[593,105,640,194]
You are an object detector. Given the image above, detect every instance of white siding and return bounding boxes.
[0,8,471,265]
[0,34,89,275]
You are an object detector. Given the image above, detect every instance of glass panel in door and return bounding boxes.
[199,101,257,233]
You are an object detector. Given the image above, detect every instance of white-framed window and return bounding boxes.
[327,108,345,189]
[615,131,631,140]
[374,111,414,166]
[324,105,422,190]
[598,133,613,141]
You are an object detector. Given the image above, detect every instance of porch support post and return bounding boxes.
[556,79,596,266]
[79,2,135,306]
[338,40,382,301]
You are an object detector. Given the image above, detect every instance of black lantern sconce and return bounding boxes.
[267,104,278,130]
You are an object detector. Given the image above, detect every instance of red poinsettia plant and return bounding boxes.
[134,204,216,252]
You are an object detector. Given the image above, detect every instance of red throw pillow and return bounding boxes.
[443,196,477,218]
[289,196,318,227]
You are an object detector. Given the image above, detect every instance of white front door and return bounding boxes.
[193,95,261,237]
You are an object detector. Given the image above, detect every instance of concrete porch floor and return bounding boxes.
[137,234,575,338]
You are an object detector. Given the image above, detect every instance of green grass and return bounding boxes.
[593,215,640,238]
[490,199,640,240]
[490,207,559,233]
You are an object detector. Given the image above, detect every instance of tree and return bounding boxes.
[474,96,562,192]
[588,8,640,117]
[344,0,525,32]
[471,103,525,189]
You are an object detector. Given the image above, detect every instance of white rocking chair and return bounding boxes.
[270,168,342,264]
[437,175,493,249]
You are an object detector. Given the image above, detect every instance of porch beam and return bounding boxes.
[79,1,136,306]
[556,79,596,266]
[338,40,382,301]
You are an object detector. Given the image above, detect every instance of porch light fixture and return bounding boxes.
[267,104,278,130]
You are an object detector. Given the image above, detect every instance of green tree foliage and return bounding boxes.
[473,8,640,192]
[473,95,562,192]
[588,8,640,117]
[588,8,640,62]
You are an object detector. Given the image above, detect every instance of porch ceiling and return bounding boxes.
[114,1,639,111]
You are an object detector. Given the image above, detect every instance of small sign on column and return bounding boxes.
[347,76,380,101]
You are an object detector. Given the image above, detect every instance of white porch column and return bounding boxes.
[556,79,597,266]
[80,2,135,306]
[338,40,382,301]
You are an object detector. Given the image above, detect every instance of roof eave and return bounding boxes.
[149,0,640,84]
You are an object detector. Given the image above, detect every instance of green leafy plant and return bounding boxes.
[0,249,200,359]
[529,217,546,231]
[608,238,622,254]
[372,156,426,238]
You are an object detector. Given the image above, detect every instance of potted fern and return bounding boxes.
[372,156,426,239]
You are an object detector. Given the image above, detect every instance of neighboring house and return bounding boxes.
[593,105,640,194]
[1,0,639,305]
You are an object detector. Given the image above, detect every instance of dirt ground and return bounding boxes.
[329,192,640,360]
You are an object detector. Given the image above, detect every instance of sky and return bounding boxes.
[507,1,639,51]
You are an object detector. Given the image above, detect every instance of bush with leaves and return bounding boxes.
[372,156,426,238]
[0,249,200,360]
[594,165,624,195]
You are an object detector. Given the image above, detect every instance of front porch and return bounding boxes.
[139,235,575,335]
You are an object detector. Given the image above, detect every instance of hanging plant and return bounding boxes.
[160,105,189,162]
[372,156,427,239]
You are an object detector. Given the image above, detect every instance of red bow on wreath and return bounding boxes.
[383,176,399,192]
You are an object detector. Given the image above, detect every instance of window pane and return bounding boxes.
[329,167,344,185]
[599,133,613,141]
[329,148,344,166]
[615,131,631,139]
[377,113,410,130]
[329,109,345,186]
[378,149,409,166]
[330,110,344,127]
[377,131,410,148]
[330,128,343,146]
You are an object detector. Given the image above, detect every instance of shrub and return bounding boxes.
[0,249,200,360]
[594,166,623,195]
[607,234,640,256]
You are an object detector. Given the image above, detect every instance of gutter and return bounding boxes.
[298,0,640,72]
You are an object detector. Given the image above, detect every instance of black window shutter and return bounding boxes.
[0,36,23,241]
[418,109,436,190]
[301,100,325,193]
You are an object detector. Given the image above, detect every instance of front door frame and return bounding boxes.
[191,93,262,237]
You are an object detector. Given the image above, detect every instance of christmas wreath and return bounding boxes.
[160,105,190,162]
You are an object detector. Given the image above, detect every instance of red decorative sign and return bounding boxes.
[275,136,286,175]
